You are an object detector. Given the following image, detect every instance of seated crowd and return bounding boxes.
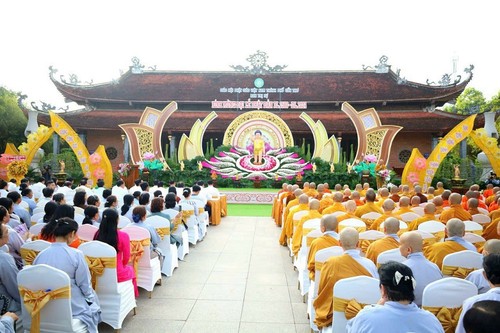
[0,176,221,332]
[272,180,500,333]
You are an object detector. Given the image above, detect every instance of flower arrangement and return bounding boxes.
[7,160,28,181]
[210,170,217,180]
[377,169,391,181]
[143,152,155,160]
[118,163,131,177]
[364,154,377,163]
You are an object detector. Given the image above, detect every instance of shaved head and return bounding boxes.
[339,227,359,250]
[379,188,389,197]
[351,191,361,200]
[383,217,400,234]
[446,218,465,237]
[399,197,410,207]
[468,198,479,209]
[433,196,443,207]
[294,189,303,197]
[298,194,309,204]
[400,231,424,257]
[309,199,320,210]
[449,193,462,205]
[414,186,423,194]
[442,190,451,201]
[484,239,500,255]
[333,192,343,203]
[321,214,338,232]
[345,200,357,213]
[382,199,395,212]
[411,196,421,206]
[424,203,436,214]
[365,190,376,202]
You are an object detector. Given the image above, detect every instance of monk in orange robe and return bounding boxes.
[467,198,482,216]
[279,190,306,245]
[433,196,445,215]
[370,199,400,231]
[313,227,378,329]
[351,191,364,206]
[318,193,333,213]
[336,200,363,226]
[306,182,319,199]
[307,214,340,280]
[273,184,289,224]
[483,184,494,200]
[439,193,472,223]
[365,217,401,263]
[275,185,294,226]
[316,184,325,200]
[322,192,346,215]
[424,218,477,269]
[355,190,383,217]
[376,187,390,207]
[389,186,401,203]
[409,203,437,231]
[292,199,322,256]
[441,190,451,207]
[482,217,500,241]
[394,197,413,215]
[489,197,500,215]
[323,183,332,193]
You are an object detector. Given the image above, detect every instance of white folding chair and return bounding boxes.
[146,215,178,276]
[477,207,489,215]
[441,250,483,278]
[20,240,51,266]
[418,220,446,242]
[399,212,420,223]
[376,248,406,266]
[330,211,347,217]
[358,230,385,254]
[32,206,45,215]
[361,212,381,228]
[308,246,344,333]
[415,230,439,249]
[464,221,483,235]
[78,241,137,330]
[411,206,425,216]
[121,226,162,298]
[379,220,407,233]
[291,210,310,253]
[180,203,199,245]
[422,277,477,330]
[297,226,322,297]
[29,223,45,240]
[73,214,85,225]
[331,276,381,333]
[471,214,491,225]
[30,213,45,225]
[463,233,486,251]
[339,218,367,233]
[118,215,131,229]
[17,264,87,332]
[77,224,99,243]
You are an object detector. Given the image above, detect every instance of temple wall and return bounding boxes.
[389,132,432,171]
[86,131,124,170]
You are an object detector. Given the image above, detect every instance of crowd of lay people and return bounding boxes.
[0,176,220,332]
[272,181,500,333]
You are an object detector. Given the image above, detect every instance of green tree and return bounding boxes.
[0,87,27,152]
[445,87,486,114]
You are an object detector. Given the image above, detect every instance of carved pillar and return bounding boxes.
[169,135,176,159]
[52,133,60,166]
[124,139,130,163]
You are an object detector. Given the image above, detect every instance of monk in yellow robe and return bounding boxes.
[424,218,477,269]
[279,190,306,245]
[394,197,412,215]
[359,182,370,197]
[485,188,500,206]
[306,182,319,198]
[313,227,378,329]
[307,214,340,280]
[467,198,482,216]
[426,186,435,200]
[399,184,412,198]
[316,184,325,200]
[483,184,494,199]
[389,186,401,203]
[322,192,346,215]
[292,199,322,256]
[409,203,437,231]
[370,199,400,231]
[482,217,500,241]
[439,193,473,223]
[252,130,264,164]
[433,196,444,215]
[355,190,383,217]
[275,185,294,226]
[336,200,362,226]
[318,193,333,213]
[273,184,289,224]
[351,191,364,206]
[376,187,390,208]
[365,217,401,263]
[434,181,445,196]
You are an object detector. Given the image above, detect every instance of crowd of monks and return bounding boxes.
[271,181,500,332]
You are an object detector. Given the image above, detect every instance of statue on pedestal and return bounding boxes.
[453,164,460,179]
[59,160,66,173]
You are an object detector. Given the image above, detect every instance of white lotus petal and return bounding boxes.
[233,147,250,155]
[267,148,284,155]
[276,152,294,159]
[215,156,237,163]
[243,172,271,179]
[223,152,241,159]
[279,157,302,164]
[205,161,235,168]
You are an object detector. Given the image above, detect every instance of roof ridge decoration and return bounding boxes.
[362,55,390,73]
[230,50,287,75]
[426,64,474,87]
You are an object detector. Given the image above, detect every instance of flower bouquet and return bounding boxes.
[118,163,131,177]
[7,160,28,183]
[377,169,391,181]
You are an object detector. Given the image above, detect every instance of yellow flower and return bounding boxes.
[37,125,49,135]
[486,138,497,147]
[27,133,39,144]
[475,128,487,138]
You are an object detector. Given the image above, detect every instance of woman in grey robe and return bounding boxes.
[0,224,21,315]
[33,217,101,333]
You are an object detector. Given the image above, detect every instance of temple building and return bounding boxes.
[43,53,474,172]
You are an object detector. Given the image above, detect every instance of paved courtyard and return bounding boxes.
[99,216,309,333]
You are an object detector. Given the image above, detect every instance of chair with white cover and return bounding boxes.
[330,276,381,333]
[411,206,425,216]
[330,211,347,217]
[418,221,446,242]
[20,240,51,266]
[379,220,407,233]
[358,230,385,254]
[441,250,483,278]
[338,218,366,233]
[463,233,486,251]
[376,248,406,266]
[29,223,45,240]
[30,213,45,226]
[477,207,489,215]
[464,221,483,236]
[180,203,199,245]
[297,227,322,297]
[32,206,45,215]
[74,214,85,225]
[118,216,131,229]
[422,278,477,331]
[17,264,88,332]
[121,226,162,298]
[170,213,189,261]
[76,224,98,243]
[146,215,178,276]
[360,212,381,229]
[78,241,137,330]
[415,230,438,250]
[399,212,420,223]
[471,214,491,226]
[308,246,344,332]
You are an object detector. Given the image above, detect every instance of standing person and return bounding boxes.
[33,218,101,333]
[346,262,444,333]
[251,130,265,165]
[94,209,138,297]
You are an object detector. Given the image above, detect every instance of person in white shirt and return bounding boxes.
[0,180,8,197]
[36,187,54,209]
[21,188,37,215]
[56,181,75,205]
[6,180,17,193]
[128,179,142,195]
[400,231,443,306]
[466,239,500,294]
[456,253,500,333]
[111,180,128,206]
[75,178,93,197]
[30,176,46,201]
[205,180,220,198]
[92,179,106,199]
[346,262,444,333]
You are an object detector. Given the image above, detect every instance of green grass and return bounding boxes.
[227,203,272,217]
